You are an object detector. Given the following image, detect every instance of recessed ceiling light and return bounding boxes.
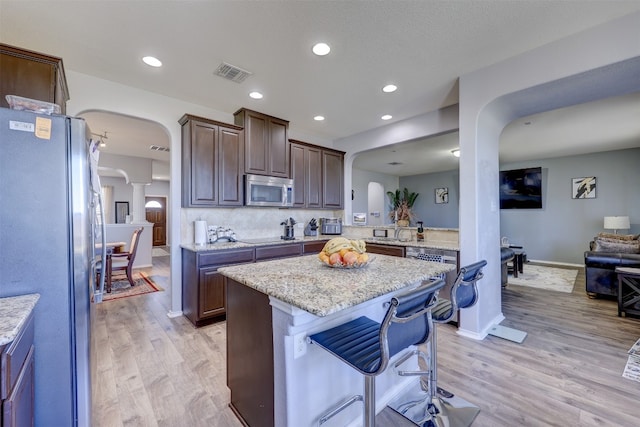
[452,149,460,157]
[314,115,325,121]
[142,56,162,67]
[312,42,331,56]
[382,84,397,93]
[381,115,392,120]
[249,91,263,99]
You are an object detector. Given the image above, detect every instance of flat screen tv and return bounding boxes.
[499,167,542,209]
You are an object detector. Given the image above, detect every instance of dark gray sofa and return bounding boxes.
[584,233,640,297]
[501,247,515,287]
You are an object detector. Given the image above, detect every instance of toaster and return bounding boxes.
[320,218,342,235]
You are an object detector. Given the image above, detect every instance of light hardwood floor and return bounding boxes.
[94,258,640,427]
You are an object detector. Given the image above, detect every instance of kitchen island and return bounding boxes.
[219,254,454,427]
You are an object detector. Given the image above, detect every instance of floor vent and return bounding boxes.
[149,145,170,152]
[213,62,252,83]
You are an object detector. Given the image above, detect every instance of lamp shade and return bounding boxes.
[604,216,630,231]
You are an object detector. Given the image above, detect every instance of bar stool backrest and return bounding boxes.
[381,278,446,371]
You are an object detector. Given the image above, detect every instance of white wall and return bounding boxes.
[351,168,399,225]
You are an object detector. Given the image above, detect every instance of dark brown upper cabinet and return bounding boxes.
[180,114,244,207]
[290,139,344,210]
[234,108,290,178]
[0,43,69,114]
[290,140,322,208]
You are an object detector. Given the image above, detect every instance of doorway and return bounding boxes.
[145,196,167,246]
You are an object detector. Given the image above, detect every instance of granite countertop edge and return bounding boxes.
[219,255,455,317]
[0,294,40,346]
[181,235,459,252]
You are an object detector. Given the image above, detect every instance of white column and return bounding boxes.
[131,182,147,224]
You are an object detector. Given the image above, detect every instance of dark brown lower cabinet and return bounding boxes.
[1,311,35,427]
[226,278,274,427]
[182,248,255,327]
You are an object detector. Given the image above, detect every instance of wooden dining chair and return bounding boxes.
[98,227,143,292]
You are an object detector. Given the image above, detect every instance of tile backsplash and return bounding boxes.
[182,207,343,243]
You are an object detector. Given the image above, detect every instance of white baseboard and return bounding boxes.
[166,310,183,318]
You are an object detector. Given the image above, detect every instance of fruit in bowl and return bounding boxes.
[318,238,369,268]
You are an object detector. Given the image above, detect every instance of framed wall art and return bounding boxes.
[115,201,130,223]
[572,176,596,199]
[435,187,449,204]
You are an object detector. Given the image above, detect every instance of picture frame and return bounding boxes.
[571,177,596,199]
[435,187,449,204]
[115,201,129,224]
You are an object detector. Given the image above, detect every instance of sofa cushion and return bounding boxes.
[592,239,640,253]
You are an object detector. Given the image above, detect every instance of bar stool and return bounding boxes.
[388,260,487,426]
[309,278,447,427]
[430,260,486,425]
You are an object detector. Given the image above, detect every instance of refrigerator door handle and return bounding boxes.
[94,192,107,303]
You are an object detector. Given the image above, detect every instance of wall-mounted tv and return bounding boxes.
[499,167,542,209]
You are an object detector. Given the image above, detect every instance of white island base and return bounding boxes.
[271,293,423,427]
[226,278,425,427]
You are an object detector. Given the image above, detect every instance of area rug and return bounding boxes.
[508,264,578,293]
[152,247,170,257]
[102,272,163,302]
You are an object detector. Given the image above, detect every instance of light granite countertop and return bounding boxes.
[181,234,459,253]
[0,294,39,347]
[219,254,455,317]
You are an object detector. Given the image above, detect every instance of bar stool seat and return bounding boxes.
[310,278,447,427]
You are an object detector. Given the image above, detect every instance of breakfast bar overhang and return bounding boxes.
[219,254,454,427]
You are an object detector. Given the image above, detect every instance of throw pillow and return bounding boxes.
[597,232,639,241]
[593,238,640,254]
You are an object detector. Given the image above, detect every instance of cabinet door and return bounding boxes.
[307,147,323,208]
[187,121,218,206]
[218,127,244,206]
[322,150,344,209]
[268,117,289,178]
[199,268,226,319]
[244,112,269,175]
[290,143,306,207]
[3,345,34,427]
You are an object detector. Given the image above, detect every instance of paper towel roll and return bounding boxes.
[194,220,207,245]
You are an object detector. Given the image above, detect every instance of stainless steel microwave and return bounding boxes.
[244,174,294,207]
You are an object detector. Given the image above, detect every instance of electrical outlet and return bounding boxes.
[293,333,307,358]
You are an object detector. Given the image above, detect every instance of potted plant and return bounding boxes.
[387,188,419,226]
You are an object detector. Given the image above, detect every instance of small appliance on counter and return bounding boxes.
[417,221,424,242]
[207,225,237,243]
[320,217,342,235]
[281,217,296,240]
[304,218,318,236]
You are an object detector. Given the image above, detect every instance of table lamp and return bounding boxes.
[604,216,630,234]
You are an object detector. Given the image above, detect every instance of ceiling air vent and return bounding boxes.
[149,145,170,152]
[387,161,403,166]
[214,62,252,83]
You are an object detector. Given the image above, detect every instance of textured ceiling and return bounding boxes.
[1,1,639,176]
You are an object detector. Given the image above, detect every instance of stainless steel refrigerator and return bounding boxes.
[0,106,105,426]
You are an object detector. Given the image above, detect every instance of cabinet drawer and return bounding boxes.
[1,312,34,400]
[303,240,328,254]
[256,244,302,261]
[198,248,255,267]
[366,243,405,257]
